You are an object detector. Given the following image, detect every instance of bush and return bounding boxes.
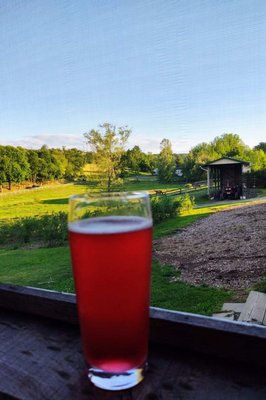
[0,194,196,247]
[174,193,195,213]
[151,194,194,224]
[39,213,68,246]
[0,212,68,247]
[151,196,177,224]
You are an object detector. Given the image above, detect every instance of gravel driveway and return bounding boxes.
[153,202,266,295]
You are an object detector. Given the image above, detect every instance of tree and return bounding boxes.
[27,150,40,183]
[63,148,86,179]
[0,146,7,191]
[36,146,56,182]
[158,139,176,182]
[50,149,68,178]
[212,133,248,159]
[181,142,218,182]
[125,146,143,177]
[84,123,131,191]
[139,152,157,173]
[246,149,266,171]
[1,146,30,190]
[181,133,251,182]
[254,142,266,153]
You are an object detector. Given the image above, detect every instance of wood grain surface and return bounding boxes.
[0,308,266,400]
[0,284,265,367]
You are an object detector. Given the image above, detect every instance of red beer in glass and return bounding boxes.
[68,193,152,390]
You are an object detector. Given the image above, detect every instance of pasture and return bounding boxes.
[0,179,187,219]
[1,177,265,316]
[0,202,232,316]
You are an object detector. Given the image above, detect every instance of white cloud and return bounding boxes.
[0,134,87,150]
[0,132,192,154]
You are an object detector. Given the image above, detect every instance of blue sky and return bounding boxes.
[0,0,265,153]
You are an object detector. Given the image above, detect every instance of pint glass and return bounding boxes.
[68,192,152,390]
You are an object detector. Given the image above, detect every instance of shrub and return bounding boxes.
[39,212,68,246]
[0,212,68,247]
[151,196,177,224]
[151,194,195,224]
[174,193,195,213]
[0,194,196,247]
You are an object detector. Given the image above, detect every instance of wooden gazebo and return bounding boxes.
[203,157,251,199]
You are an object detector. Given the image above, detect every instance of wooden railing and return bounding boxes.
[0,284,265,399]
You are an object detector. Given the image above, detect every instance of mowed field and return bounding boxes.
[1,177,265,315]
[0,179,185,219]
[0,178,231,315]
[0,183,90,219]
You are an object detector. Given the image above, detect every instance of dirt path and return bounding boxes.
[154,202,266,297]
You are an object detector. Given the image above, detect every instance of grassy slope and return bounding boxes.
[120,179,182,192]
[0,183,93,219]
[5,178,261,315]
[1,177,264,311]
[0,205,231,316]
[0,247,74,292]
[0,180,184,219]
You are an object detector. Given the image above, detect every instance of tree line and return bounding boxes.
[84,124,266,189]
[181,134,266,182]
[0,123,265,191]
[0,145,91,190]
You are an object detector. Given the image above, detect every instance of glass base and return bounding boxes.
[88,362,147,391]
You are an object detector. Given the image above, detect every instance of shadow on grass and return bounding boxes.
[42,198,68,205]
[73,181,98,187]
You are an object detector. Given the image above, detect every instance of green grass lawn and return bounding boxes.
[0,247,74,292]
[257,188,266,196]
[1,178,264,220]
[151,260,230,314]
[0,207,232,316]
[0,179,185,219]
[253,280,266,293]
[0,183,95,219]
[1,179,264,316]
[0,245,231,316]
[153,207,213,239]
[120,178,182,192]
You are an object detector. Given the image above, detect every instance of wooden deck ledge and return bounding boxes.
[0,284,266,399]
[0,283,265,368]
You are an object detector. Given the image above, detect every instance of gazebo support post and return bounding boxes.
[207,167,210,196]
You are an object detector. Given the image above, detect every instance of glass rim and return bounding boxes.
[69,191,150,202]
